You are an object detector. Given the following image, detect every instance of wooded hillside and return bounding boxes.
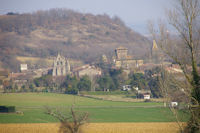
[0,9,150,71]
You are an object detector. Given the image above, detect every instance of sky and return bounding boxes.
[0,0,173,35]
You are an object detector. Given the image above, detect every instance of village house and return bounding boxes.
[143,94,151,100]
[137,90,151,99]
[72,64,101,78]
[122,85,132,91]
[20,64,28,72]
[0,69,10,91]
[9,72,34,88]
[170,102,178,107]
[33,67,52,78]
[164,64,183,73]
[0,69,9,80]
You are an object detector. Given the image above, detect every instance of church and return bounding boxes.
[52,53,70,76]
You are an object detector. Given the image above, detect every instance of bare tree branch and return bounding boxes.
[44,106,89,133]
[148,0,200,132]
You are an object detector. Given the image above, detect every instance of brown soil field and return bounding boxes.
[0,122,185,133]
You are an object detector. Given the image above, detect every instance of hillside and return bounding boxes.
[0,9,150,71]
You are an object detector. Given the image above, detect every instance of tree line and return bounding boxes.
[2,66,165,98]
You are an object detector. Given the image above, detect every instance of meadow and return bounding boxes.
[0,93,189,123]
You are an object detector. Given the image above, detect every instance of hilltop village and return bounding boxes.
[0,40,184,99]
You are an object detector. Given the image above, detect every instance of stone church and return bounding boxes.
[52,53,70,76]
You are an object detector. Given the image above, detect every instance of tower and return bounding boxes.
[151,40,161,63]
[115,46,128,60]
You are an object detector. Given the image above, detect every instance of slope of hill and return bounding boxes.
[0,9,150,71]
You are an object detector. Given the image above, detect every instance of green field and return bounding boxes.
[0,93,189,123]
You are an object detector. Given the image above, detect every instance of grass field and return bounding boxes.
[0,93,162,107]
[0,123,186,133]
[0,93,189,123]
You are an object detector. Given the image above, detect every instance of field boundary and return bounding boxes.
[16,105,165,109]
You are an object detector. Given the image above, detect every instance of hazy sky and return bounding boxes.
[0,0,173,34]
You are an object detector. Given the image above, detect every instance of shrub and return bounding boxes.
[7,106,15,112]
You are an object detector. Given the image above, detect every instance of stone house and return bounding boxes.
[73,65,101,78]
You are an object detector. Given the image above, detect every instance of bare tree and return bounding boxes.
[148,0,200,132]
[158,68,190,132]
[45,106,89,133]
